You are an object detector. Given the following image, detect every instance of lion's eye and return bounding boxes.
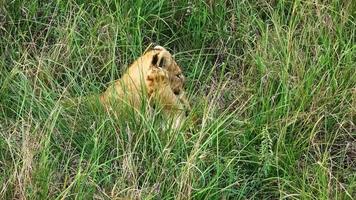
[176,74,182,79]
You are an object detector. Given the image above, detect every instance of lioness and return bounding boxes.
[67,45,190,128]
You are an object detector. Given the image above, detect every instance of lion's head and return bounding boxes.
[147,45,186,96]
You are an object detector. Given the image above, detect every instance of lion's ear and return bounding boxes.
[152,53,166,68]
[152,51,171,69]
[151,45,172,68]
[158,55,166,68]
[152,53,159,66]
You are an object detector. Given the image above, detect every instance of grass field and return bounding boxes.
[0,0,355,199]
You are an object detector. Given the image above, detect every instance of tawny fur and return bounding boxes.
[99,46,190,127]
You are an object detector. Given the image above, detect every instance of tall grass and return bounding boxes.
[0,0,355,199]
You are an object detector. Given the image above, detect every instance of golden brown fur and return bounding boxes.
[99,46,190,127]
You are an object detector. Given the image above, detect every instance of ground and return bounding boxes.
[0,1,355,199]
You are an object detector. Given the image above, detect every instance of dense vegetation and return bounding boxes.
[0,0,355,199]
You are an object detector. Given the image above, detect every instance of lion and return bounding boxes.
[66,45,190,128]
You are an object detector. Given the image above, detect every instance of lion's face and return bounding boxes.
[168,59,185,95]
[149,46,186,96]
